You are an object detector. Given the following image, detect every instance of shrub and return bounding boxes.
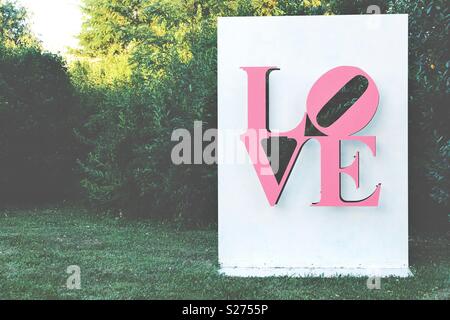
[0,46,81,203]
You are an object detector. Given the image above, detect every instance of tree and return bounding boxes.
[0,0,38,48]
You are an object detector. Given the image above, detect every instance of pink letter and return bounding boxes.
[313,136,381,206]
[307,66,381,206]
[241,67,310,206]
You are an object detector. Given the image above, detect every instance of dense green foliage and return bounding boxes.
[0,1,81,203]
[0,1,447,229]
[0,48,81,203]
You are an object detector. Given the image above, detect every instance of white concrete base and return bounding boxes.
[219,267,412,278]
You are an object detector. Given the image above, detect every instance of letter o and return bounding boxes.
[306,66,379,137]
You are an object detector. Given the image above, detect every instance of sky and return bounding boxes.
[17,0,83,54]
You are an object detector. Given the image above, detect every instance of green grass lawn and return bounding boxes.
[0,206,448,300]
